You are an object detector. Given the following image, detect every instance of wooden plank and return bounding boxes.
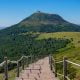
[4,57,8,80]
[63,57,67,80]
[17,61,20,77]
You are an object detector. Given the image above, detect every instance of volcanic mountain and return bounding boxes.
[0,11,80,62]
[0,11,80,35]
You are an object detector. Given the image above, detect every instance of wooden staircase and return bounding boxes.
[15,57,59,80]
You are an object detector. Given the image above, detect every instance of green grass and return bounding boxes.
[37,32,80,47]
[37,32,80,62]
[1,32,80,80]
[0,69,16,80]
[37,32,80,80]
[36,32,80,62]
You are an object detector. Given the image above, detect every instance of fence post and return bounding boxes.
[49,54,51,69]
[27,57,28,67]
[33,55,35,63]
[22,58,24,70]
[31,55,33,63]
[63,57,67,80]
[53,59,57,77]
[51,56,53,70]
[4,57,8,80]
[49,54,53,71]
[17,61,19,77]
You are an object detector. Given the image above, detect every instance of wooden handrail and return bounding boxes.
[0,55,31,67]
[17,61,19,77]
[0,55,32,80]
[56,61,63,63]
[50,56,80,80]
[66,60,80,67]
[0,61,5,67]
[1,55,80,80]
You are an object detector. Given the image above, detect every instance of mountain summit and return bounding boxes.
[21,11,67,25]
[0,12,80,35]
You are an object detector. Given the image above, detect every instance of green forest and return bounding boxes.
[0,32,70,63]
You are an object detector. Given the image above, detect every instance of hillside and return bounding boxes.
[0,12,80,36]
[0,32,70,63]
[0,12,80,80]
[37,32,80,47]
[14,12,80,32]
[0,12,80,62]
[1,12,80,62]
[37,32,80,80]
[0,32,80,79]
[0,31,80,63]
[37,32,80,61]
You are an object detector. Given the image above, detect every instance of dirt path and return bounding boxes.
[15,57,59,80]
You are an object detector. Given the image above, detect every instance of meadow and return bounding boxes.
[37,32,80,80]
[1,32,80,80]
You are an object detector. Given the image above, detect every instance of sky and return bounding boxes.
[0,0,80,27]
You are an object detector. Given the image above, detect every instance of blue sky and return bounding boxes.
[0,0,80,27]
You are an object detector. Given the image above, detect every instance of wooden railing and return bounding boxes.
[1,54,80,80]
[0,55,32,80]
[49,55,80,80]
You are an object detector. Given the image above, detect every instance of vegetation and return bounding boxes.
[0,69,16,80]
[0,32,70,63]
[37,32,80,80]
[0,12,80,80]
[0,12,80,35]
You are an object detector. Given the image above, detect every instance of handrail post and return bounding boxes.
[53,59,57,77]
[54,61,57,77]
[22,58,24,70]
[49,54,51,70]
[32,55,35,63]
[31,55,33,63]
[63,57,67,80]
[49,54,50,64]
[51,56,53,70]
[49,54,53,71]
[17,61,19,77]
[4,57,8,80]
[27,57,28,67]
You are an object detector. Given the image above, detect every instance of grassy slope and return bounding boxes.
[1,32,80,80]
[37,32,80,79]
[37,32,80,62]
[37,32,80,47]
[37,32,80,80]
[0,69,16,80]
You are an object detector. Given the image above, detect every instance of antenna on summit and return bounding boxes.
[36,11,41,13]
